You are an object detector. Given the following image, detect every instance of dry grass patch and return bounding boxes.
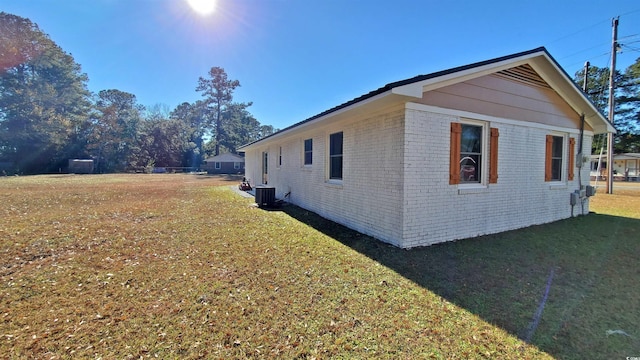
[0,174,547,359]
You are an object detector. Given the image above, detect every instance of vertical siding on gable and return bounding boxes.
[420,74,591,131]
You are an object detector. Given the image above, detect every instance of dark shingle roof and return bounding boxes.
[240,46,574,148]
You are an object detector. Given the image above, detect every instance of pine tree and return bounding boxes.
[0,12,92,173]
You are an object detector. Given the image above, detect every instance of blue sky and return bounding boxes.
[2,0,640,130]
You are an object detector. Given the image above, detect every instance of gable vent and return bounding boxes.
[496,64,551,88]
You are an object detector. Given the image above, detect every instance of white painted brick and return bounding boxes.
[245,105,593,248]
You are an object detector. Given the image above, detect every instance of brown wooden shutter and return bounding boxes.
[489,127,499,184]
[545,135,553,182]
[449,122,461,185]
[568,137,575,181]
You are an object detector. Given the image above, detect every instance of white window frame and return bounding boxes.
[328,131,343,182]
[458,119,488,188]
[214,162,221,170]
[548,132,567,183]
[303,138,313,166]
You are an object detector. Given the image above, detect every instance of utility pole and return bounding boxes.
[606,17,618,194]
[583,61,589,91]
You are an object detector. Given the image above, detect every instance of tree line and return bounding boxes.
[574,58,639,153]
[2,12,639,175]
[0,12,275,174]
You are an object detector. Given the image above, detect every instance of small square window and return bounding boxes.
[304,139,313,165]
[329,132,343,180]
[550,136,563,181]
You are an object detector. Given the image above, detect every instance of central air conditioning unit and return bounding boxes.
[255,186,276,208]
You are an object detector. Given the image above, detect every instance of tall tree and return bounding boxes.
[574,65,611,115]
[196,67,240,156]
[89,89,143,173]
[139,116,190,169]
[219,101,259,154]
[617,58,640,135]
[170,101,206,167]
[574,58,640,153]
[0,12,92,173]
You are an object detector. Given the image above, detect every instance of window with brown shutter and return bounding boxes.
[568,138,575,181]
[545,135,553,182]
[451,121,493,185]
[545,135,564,182]
[489,128,499,184]
[449,122,461,185]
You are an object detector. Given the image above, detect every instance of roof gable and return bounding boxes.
[205,153,244,162]
[421,67,586,130]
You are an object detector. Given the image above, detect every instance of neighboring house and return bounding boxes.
[239,47,614,248]
[202,153,245,174]
[591,153,640,181]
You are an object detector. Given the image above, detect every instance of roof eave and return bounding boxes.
[240,47,616,150]
[393,49,615,135]
[528,52,615,134]
[240,89,397,150]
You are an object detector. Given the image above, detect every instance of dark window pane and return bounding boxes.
[551,136,563,180]
[304,139,312,165]
[552,158,562,180]
[330,156,342,179]
[552,136,563,158]
[459,124,482,183]
[461,124,482,153]
[329,132,343,179]
[459,154,481,183]
[330,132,343,155]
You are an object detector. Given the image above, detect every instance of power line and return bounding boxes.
[546,19,610,46]
[619,8,640,17]
[618,33,640,40]
[552,9,640,69]
[623,44,640,53]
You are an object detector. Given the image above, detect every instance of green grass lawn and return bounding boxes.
[0,174,638,359]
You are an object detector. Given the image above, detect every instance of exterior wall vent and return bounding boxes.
[496,64,551,89]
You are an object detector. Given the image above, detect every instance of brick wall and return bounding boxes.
[244,103,593,249]
[401,103,592,248]
[246,107,407,246]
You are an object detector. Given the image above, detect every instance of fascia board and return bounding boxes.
[529,54,615,134]
[392,54,541,97]
[240,90,395,150]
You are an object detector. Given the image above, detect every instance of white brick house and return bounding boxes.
[240,47,614,248]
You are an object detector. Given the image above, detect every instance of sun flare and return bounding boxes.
[186,0,217,16]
